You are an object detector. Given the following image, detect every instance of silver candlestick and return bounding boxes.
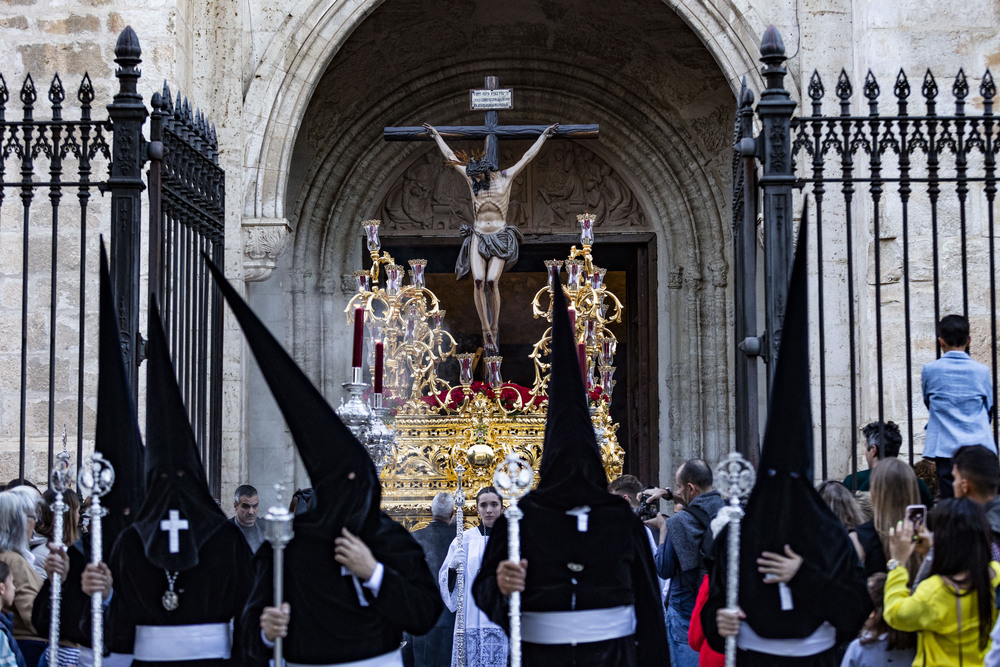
[78,452,115,667]
[714,452,755,667]
[337,370,372,443]
[366,393,396,477]
[48,439,74,667]
[262,484,295,667]
[452,465,467,667]
[493,454,534,667]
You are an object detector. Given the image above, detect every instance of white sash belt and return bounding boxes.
[134,622,232,661]
[285,648,404,667]
[521,605,637,645]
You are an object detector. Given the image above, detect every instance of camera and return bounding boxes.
[635,488,671,521]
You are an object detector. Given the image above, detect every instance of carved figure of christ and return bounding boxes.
[423,122,557,350]
[383,77,599,352]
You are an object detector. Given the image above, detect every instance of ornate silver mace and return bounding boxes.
[452,465,467,667]
[262,484,295,667]
[493,454,534,667]
[714,452,755,667]
[78,452,115,667]
[47,441,74,667]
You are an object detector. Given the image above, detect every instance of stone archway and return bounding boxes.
[243,0,752,490]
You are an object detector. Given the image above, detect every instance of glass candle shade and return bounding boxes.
[590,267,606,290]
[363,219,381,253]
[409,259,427,289]
[386,264,402,296]
[565,259,583,290]
[578,213,596,246]
[354,270,371,293]
[457,353,475,386]
[486,356,503,389]
[544,260,563,287]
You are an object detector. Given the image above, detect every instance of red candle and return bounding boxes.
[374,341,384,394]
[577,342,588,383]
[352,307,364,367]
[567,305,577,335]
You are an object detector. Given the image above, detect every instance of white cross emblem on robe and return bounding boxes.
[160,509,189,554]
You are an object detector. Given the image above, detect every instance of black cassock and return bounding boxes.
[33,543,98,649]
[472,496,668,667]
[241,513,443,664]
[108,522,254,666]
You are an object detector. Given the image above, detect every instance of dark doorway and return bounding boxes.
[378,231,658,486]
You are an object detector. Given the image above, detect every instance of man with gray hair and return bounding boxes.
[410,492,456,667]
[232,484,263,553]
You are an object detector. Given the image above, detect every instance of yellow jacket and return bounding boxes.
[884,560,1000,667]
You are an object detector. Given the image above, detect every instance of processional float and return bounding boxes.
[336,213,625,528]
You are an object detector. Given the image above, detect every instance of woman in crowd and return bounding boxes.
[0,491,46,664]
[31,490,81,579]
[854,459,920,577]
[819,481,865,533]
[884,497,1000,666]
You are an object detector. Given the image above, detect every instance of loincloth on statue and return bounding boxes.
[455,224,524,280]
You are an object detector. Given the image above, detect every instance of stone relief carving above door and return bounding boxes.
[377,142,648,233]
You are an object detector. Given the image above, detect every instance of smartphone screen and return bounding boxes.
[906,504,927,533]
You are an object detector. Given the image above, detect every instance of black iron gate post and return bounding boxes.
[104,26,148,397]
[756,26,798,387]
[733,78,761,465]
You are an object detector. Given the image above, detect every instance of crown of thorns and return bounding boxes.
[445,149,487,167]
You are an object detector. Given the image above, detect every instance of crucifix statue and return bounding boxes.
[384,77,599,352]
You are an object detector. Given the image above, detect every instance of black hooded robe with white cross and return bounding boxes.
[109,522,253,666]
[106,298,254,666]
[472,273,668,666]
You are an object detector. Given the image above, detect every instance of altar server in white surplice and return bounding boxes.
[439,487,508,667]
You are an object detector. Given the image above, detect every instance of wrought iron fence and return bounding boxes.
[735,26,1000,483]
[0,27,225,495]
[148,84,225,494]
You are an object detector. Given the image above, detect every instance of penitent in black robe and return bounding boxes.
[108,522,254,666]
[241,513,443,664]
[472,495,668,667]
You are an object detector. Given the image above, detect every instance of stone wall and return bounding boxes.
[2,0,1000,499]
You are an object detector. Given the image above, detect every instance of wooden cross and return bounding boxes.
[383,76,599,169]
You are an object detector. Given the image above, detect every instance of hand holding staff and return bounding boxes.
[714,452,755,667]
[453,465,467,667]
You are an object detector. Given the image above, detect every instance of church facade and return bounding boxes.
[1,0,998,497]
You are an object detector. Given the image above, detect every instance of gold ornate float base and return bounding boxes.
[380,399,623,529]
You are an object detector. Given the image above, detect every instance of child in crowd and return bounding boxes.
[840,573,915,666]
[0,560,27,667]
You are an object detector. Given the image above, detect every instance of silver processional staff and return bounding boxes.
[493,453,533,667]
[78,452,115,667]
[714,452,755,667]
[452,465,467,667]
[48,438,74,667]
[262,483,295,667]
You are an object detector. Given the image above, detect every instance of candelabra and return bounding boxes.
[530,213,623,400]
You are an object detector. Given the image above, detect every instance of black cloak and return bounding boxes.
[108,298,253,666]
[472,278,668,666]
[701,215,871,655]
[33,243,146,650]
[206,260,443,664]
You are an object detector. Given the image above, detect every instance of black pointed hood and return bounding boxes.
[530,280,612,510]
[734,214,868,639]
[132,296,226,571]
[90,241,146,557]
[205,257,381,541]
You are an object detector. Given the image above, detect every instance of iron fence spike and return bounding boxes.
[982,70,996,100]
